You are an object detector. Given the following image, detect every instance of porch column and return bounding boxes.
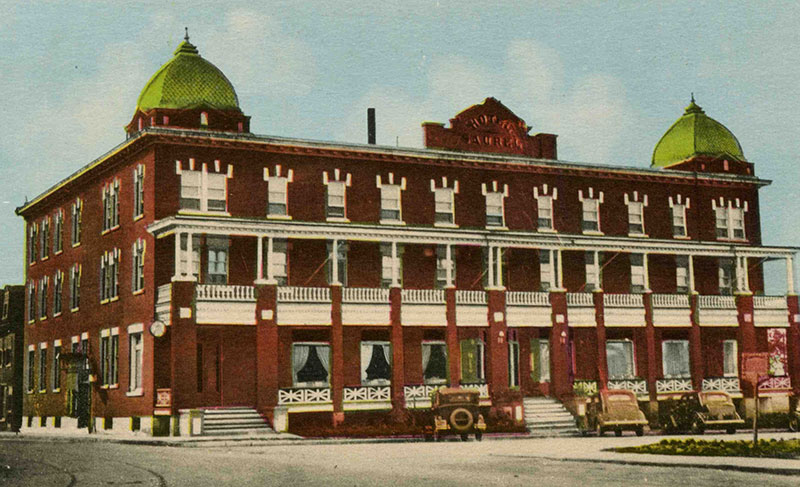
[446,287,459,386]
[643,292,658,408]
[187,232,194,279]
[594,290,608,390]
[555,249,564,290]
[496,247,504,289]
[330,284,344,425]
[643,253,651,292]
[172,231,182,280]
[487,289,509,400]
[391,242,400,288]
[390,287,405,411]
[445,244,454,288]
[593,250,601,290]
[549,290,571,398]
[688,293,703,391]
[688,254,696,293]
[255,283,279,423]
[742,257,750,293]
[255,236,265,283]
[487,245,495,289]
[266,237,275,283]
[787,256,795,295]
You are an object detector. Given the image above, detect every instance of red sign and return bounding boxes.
[741,352,769,384]
[156,388,172,408]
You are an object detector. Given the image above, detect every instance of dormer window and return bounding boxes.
[430,177,458,226]
[579,188,603,234]
[264,165,294,218]
[624,192,648,236]
[200,111,209,126]
[713,198,748,241]
[323,169,351,220]
[376,173,406,224]
[669,195,690,238]
[482,181,508,228]
[533,185,557,231]
[177,158,231,213]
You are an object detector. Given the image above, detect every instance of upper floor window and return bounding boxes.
[533,185,558,231]
[100,248,120,303]
[630,254,646,293]
[53,210,63,254]
[69,263,81,311]
[271,239,288,286]
[27,281,35,323]
[177,159,230,213]
[71,198,82,246]
[361,341,391,386]
[38,343,47,393]
[264,165,294,218]
[200,111,209,126]
[133,164,145,219]
[714,198,747,240]
[675,256,689,294]
[376,173,406,223]
[38,277,48,320]
[326,240,347,286]
[585,251,599,292]
[102,179,120,232]
[539,249,555,291]
[435,245,455,289]
[579,188,604,234]
[28,223,37,264]
[52,341,61,391]
[723,339,738,377]
[2,289,8,320]
[205,237,228,285]
[431,177,458,226]
[482,181,508,228]
[380,242,402,288]
[625,192,647,236]
[53,270,63,317]
[132,238,146,293]
[128,325,144,394]
[718,258,735,295]
[323,170,351,220]
[669,195,690,238]
[40,217,50,260]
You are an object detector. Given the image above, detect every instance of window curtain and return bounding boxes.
[539,340,550,382]
[423,344,447,383]
[364,344,391,383]
[292,345,310,384]
[422,343,432,373]
[606,341,634,379]
[316,346,331,375]
[460,339,477,383]
[663,341,690,378]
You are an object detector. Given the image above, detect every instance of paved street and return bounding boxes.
[2,433,800,486]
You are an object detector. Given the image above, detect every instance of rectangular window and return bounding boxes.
[460,338,485,383]
[40,218,50,260]
[434,187,455,225]
[530,339,550,383]
[508,341,520,387]
[133,164,145,218]
[180,170,227,212]
[539,250,554,291]
[422,341,448,385]
[38,345,47,392]
[28,223,37,264]
[326,181,346,218]
[71,198,82,246]
[718,258,735,295]
[205,237,228,285]
[267,176,289,216]
[100,330,119,387]
[27,348,34,392]
[292,343,331,387]
[52,344,61,391]
[675,256,689,293]
[179,235,201,280]
[2,289,8,320]
[271,239,288,286]
[731,207,745,239]
[723,339,738,377]
[662,340,690,378]
[672,204,687,237]
[326,241,347,286]
[582,198,600,232]
[435,245,455,289]
[27,281,35,322]
[380,184,402,222]
[54,210,63,254]
[485,191,505,227]
[715,206,729,239]
[180,170,201,210]
[360,341,391,385]
[129,332,143,392]
[53,270,63,316]
[102,179,120,232]
[380,243,402,288]
[537,195,553,230]
[628,201,644,235]
[630,254,645,293]
[100,249,120,302]
[70,264,81,311]
[585,252,598,292]
[38,277,48,319]
[132,239,145,293]
[606,340,635,379]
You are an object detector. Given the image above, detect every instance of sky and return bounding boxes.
[0,1,798,292]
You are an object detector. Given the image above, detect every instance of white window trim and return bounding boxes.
[100,249,121,303]
[624,191,648,237]
[481,181,509,229]
[422,340,448,385]
[176,158,233,215]
[323,169,352,222]
[430,177,459,228]
[100,327,120,389]
[533,185,558,233]
[70,263,81,312]
[40,216,50,261]
[26,344,35,394]
[668,195,691,239]
[101,178,121,234]
[132,238,146,295]
[264,165,294,219]
[578,188,604,235]
[71,198,82,247]
[713,197,748,242]
[661,339,691,379]
[723,339,738,378]
[53,269,63,317]
[127,323,144,396]
[133,163,145,221]
[53,209,64,255]
[376,173,407,225]
[52,340,61,392]
[360,340,392,386]
[292,341,331,387]
[38,342,47,393]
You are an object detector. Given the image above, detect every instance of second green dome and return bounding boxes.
[652,100,744,168]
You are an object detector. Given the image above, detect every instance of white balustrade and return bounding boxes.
[403,384,437,401]
[699,295,736,309]
[607,378,648,394]
[277,286,331,303]
[278,387,332,405]
[342,287,390,304]
[566,293,594,307]
[753,295,788,310]
[651,294,690,308]
[402,289,445,304]
[603,293,644,308]
[702,377,741,393]
[196,284,255,302]
[506,291,550,307]
[460,383,490,398]
[572,380,598,396]
[343,385,391,402]
[759,376,792,390]
[156,283,172,305]
[656,378,693,394]
[455,290,487,305]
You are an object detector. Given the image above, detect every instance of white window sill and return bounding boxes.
[126,389,144,397]
[40,257,49,262]
[582,230,604,236]
[72,242,81,248]
[673,235,691,240]
[53,312,61,318]
[52,388,60,393]
[434,222,459,229]
[326,217,350,223]
[101,225,120,236]
[628,233,649,238]
[486,226,508,231]
[379,220,405,226]
[267,214,293,220]
[132,289,145,296]
[70,307,79,313]
[133,214,144,223]
[39,316,47,322]
[55,250,63,256]
[717,237,748,243]
[178,210,231,217]
[537,227,557,233]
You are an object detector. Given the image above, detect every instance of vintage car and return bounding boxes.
[426,387,486,441]
[661,391,744,434]
[788,396,800,432]
[586,389,648,437]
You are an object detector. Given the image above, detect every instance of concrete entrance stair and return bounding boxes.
[523,397,581,437]
[201,407,274,436]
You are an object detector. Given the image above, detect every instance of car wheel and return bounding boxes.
[614,429,622,437]
[449,408,475,433]
[789,416,799,432]
[460,434,469,442]
[635,426,644,437]
[475,432,483,441]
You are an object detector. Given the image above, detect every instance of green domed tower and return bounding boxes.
[126,31,250,135]
[652,98,747,173]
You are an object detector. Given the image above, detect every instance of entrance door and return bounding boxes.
[530,338,551,395]
[196,327,256,407]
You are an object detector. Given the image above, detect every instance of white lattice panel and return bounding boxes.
[702,377,740,392]
[607,379,647,394]
[278,387,332,405]
[656,378,693,394]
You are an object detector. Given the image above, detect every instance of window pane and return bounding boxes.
[606,341,635,379]
[662,340,690,377]
[423,343,448,384]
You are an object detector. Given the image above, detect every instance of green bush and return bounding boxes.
[617,438,800,459]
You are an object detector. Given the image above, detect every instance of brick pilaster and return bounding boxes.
[255,284,279,420]
[549,291,571,399]
[389,287,404,410]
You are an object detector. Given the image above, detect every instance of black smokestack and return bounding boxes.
[367,108,376,144]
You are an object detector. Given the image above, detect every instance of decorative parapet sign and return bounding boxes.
[741,352,769,385]
[156,388,172,408]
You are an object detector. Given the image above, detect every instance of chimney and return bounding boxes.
[367,108,376,144]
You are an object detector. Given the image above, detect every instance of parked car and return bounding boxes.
[661,391,744,434]
[586,389,648,437]
[425,387,486,441]
[788,396,800,432]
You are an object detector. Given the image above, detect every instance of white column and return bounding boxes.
[266,237,275,283]
[331,239,340,285]
[445,244,453,288]
[391,241,400,287]
[487,245,495,289]
[496,247,503,289]
[643,253,650,292]
[256,236,264,283]
[187,232,195,281]
[787,256,795,295]
[594,250,601,290]
[688,254,696,293]
[556,249,564,290]
[742,256,750,293]
[173,231,182,279]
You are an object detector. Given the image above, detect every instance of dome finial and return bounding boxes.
[184,27,190,42]
[691,92,695,103]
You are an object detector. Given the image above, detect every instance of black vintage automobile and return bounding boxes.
[426,387,486,441]
[661,391,744,434]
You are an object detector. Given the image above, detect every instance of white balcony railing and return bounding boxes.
[699,295,736,309]
[403,384,438,403]
[603,293,643,308]
[455,290,487,305]
[753,295,788,310]
[195,284,255,302]
[651,293,690,308]
[759,376,792,391]
[460,382,490,398]
[277,286,331,303]
[607,378,648,394]
[566,293,594,307]
[343,385,391,402]
[702,377,741,393]
[402,289,445,304]
[342,287,390,304]
[656,378,693,394]
[278,387,332,405]
[506,291,550,307]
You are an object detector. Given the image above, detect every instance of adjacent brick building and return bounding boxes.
[1,285,24,431]
[15,37,799,435]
